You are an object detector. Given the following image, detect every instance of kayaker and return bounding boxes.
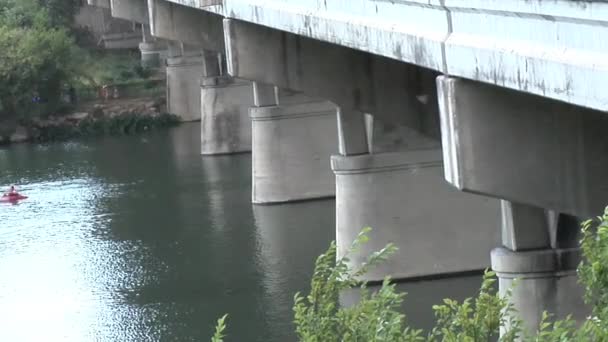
[3,186,17,197]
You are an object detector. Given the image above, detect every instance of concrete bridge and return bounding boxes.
[76,2,145,50]
[88,0,607,331]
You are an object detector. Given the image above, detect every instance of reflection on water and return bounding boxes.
[0,123,481,341]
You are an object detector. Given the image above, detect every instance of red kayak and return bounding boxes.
[0,194,28,202]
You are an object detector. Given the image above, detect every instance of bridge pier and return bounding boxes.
[200,51,253,155]
[148,0,253,154]
[165,42,203,122]
[251,83,337,203]
[138,25,167,68]
[491,202,585,332]
[436,75,607,331]
[333,112,500,281]
[223,17,500,276]
[108,0,166,67]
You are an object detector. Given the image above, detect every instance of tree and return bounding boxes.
[37,0,81,28]
[0,0,84,119]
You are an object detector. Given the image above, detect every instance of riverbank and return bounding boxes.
[0,96,179,145]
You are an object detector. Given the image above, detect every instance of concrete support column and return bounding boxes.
[333,77,500,281]
[251,83,338,204]
[436,76,600,332]
[200,51,253,155]
[332,142,500,281]
[491,201,586,333]
[337,108,370,156]
[139,24,167,68]
[165,42,202,122]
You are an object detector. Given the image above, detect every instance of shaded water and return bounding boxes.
[0,123,481,341]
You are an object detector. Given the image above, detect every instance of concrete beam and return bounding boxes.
[148,0,224,51]
[193,0,608,113]
[110,0,148,24]
[223,18,435,126]
[438,76,608,218]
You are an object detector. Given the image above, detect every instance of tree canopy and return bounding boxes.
[0,0,82,119]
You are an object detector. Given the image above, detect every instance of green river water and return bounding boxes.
[0,123,480,341]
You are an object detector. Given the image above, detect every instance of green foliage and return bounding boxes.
[37,0,80,28]
[428,271,522,342]
[29,113,180,143]
[75,51,155,89]
[579,208,608,319]
[291,228,522,342]
[210,314,228,342]
[212,208,608,341]
[0,0,83,119]
[292,227,421,342]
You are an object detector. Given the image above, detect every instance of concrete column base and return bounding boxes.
[251,99,338,204]
[139,42,167,68]
[491,247,587,332]
[166,55,203,122]
[332,149,501,281]
[200,76,254,155]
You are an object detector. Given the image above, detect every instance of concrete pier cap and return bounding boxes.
[201,76,253,155]
[332,149,500,281]
[251,92,338,203]
[166,51,203,122]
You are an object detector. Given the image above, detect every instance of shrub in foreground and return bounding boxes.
[212,210,608,341]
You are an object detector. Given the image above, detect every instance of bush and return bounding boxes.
[31,113,180,143]
[0,0,83,120]
[211,209,608,341]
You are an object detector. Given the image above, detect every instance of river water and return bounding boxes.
[0,123,481,341]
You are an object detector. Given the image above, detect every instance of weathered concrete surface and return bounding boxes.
[223,18,433,126]
[337,108,369,156]
[251,94,338,203]
[102,32,143,49]
[496,201,588,333]
[148,0,224,51]
[332,149,501,281]
[110,0,149,24]
[177,0,608,113]
[139,40,167,68]
[166,54,203,122]
[492,247,587,333]
[437,76,608,218]
[76,4,141,49]
[201,76,253,155]
[87,0,110,8]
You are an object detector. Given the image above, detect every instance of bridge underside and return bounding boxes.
[85,0,608,332]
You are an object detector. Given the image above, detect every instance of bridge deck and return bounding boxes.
[168,0,608,112]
